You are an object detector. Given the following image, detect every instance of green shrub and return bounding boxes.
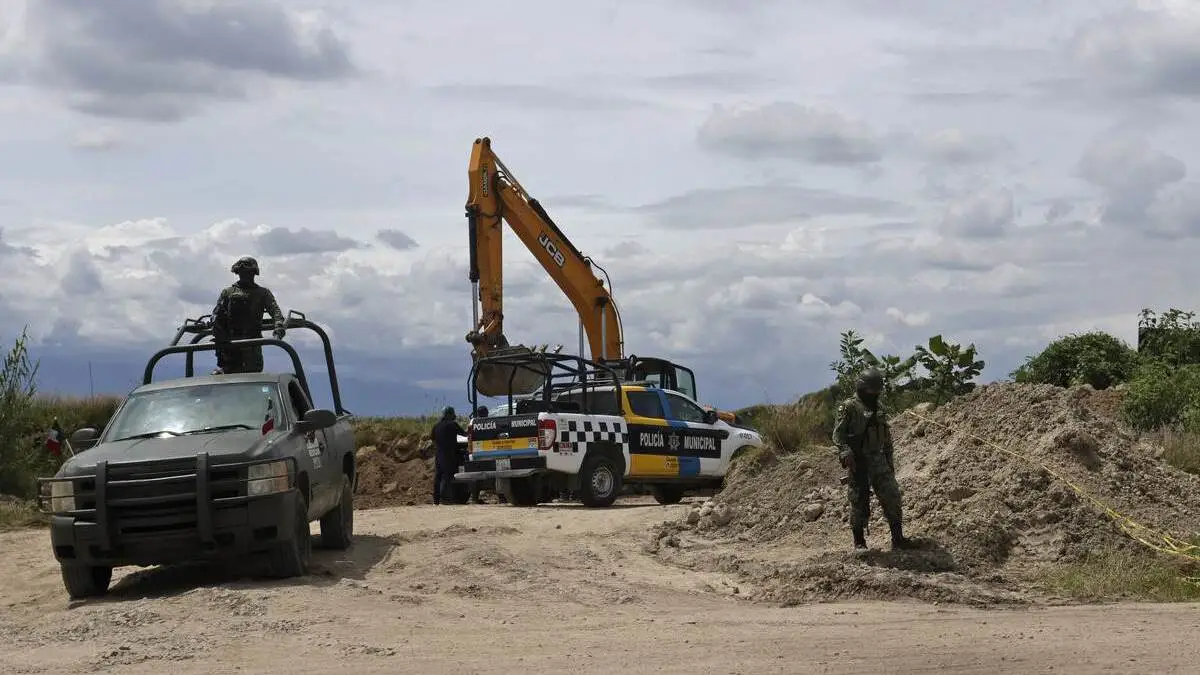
[1137,308,1200,368]
[1121,361,1200,431]
[0,328,40,497]
[1012,331,1138,390]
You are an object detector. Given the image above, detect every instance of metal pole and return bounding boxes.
[471,281,480,328]
[88,361,94,397]
[578,320,584,358]
[600,307,608,360]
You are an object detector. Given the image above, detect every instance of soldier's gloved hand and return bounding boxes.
[840,453,856,473]
[273,327,286,339]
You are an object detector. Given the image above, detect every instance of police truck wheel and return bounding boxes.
[579,455,621,508]
[319,474,354,550]
[651,485,685,505]
[60,563,112,599]
[268,491,311,578]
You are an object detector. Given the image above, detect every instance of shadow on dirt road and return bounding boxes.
[70,533,396,607]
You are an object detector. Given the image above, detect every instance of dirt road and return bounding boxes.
[1,497,1196,674]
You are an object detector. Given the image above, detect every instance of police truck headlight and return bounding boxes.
[50,480,76,513]
[247,460,290,496]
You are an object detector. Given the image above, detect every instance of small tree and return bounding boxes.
[829,330,919,409]
[829,329,874,397]
[912,334,985,405]
[1137,307,1200,367]
[0,327,40,496]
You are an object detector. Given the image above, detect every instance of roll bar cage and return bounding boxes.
[144,309,348,415]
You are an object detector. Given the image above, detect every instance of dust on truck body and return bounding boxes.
[454,351,765,507]
[38,311,358,600]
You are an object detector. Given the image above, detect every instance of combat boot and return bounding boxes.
[889,521,915,550]
[852,526,868,554]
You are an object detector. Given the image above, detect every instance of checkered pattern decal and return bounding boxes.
[559,418,628,446]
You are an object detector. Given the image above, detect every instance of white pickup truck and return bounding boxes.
[454,354,764,507]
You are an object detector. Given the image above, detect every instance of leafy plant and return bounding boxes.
[829,330,933,410]
[1011,331,1137,390]
[1121,361,1200,431]
[912,334,985,405]
[0,327,41,497]
[1137,307,1200,368]
[829,330,874,397]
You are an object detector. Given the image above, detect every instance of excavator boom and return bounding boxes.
[466,137,623,396]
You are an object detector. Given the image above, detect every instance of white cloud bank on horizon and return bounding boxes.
[2,0,1200,405]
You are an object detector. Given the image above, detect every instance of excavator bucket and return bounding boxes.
[472,344,549,397]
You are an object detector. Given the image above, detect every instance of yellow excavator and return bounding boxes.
[464,136,737,423]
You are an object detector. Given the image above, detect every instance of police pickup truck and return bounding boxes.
[38,312,357,599]
[454,352,764,507]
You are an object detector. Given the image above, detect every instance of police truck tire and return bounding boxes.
[319,473,354,550]
[268,491,311,578]
[651,485,685,505]
[60,563,112,599]
[579,454,621,508]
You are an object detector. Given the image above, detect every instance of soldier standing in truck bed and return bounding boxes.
[212,256,286,374]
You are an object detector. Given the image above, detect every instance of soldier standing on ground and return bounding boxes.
[832,368,914,554]
[212,256,286,374]
[430,406,466,505]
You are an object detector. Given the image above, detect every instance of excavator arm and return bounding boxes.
[465,137,624,396]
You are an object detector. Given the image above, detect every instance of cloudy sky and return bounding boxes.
[1,0,1197,415]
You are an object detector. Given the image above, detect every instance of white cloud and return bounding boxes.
[2,0,1200,412]
[697,102,883,165]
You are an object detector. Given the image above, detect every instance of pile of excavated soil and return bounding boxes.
[353,434,437,509]
[648,382,1200,606]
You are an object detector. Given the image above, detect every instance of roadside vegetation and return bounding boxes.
[1039,546,1200,602]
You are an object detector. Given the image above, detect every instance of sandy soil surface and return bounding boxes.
[1,497,1197,675]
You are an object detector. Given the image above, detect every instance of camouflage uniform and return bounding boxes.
[212,256,286,374]
[832,368,912,552]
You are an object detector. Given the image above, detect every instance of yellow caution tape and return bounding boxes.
[902,409,1200,564]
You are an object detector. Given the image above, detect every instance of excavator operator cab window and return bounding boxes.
[673,367,697,401]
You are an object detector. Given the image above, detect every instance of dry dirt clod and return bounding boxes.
[803,503,824,521]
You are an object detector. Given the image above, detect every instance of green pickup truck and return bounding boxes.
[39,311,357,599]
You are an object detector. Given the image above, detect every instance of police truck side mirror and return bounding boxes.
[703,409,719,424]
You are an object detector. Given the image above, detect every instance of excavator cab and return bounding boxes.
[608,355,736,423]
[608,355,698,401]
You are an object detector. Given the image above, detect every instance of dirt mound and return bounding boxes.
[649,382,1200,606]
[353,434,436,509]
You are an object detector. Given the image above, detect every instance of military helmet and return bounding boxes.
[231,256,260,275]
[442,406,456,419]
[855,367,884,393]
